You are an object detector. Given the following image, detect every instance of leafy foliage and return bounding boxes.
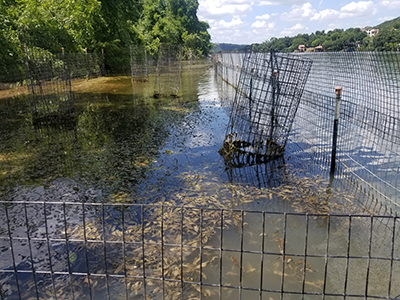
[0,0,211,79]
[253,17,400,52]
[253,28,369,52]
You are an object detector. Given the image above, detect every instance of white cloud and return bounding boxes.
[251,22,277,42]
[256,14,271,20]
[380,0,400,8]
[251,19,276,29]
[311,8,340,21]
[339,1,377,19]
[212,16,245,29]
[198,0,253,20]
[280,23,308,35]
[252,20,267,28]
[378,16,396,22]
[281,3,316,21]
[258,0,307,6]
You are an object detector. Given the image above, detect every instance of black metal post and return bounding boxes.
[249,67,254,118]
[269,50,277,142]
[101,48,106,76]
[85,47,89,79]
[330,86,342,176]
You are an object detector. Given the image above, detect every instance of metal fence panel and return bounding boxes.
[130,45,148,81]
[214,50,400,215]
[154,43,183,97]
[1,201,399,300]
[220,52,313,166]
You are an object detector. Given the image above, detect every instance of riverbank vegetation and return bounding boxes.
[0,0,211,81]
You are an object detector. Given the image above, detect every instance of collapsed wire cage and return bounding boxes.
[154,43,183,98]
[220,51,313,166]
[24,47,75,128]
[1,201,400,300]
[130,45,148,81]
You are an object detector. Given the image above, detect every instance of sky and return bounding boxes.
[197,0,400,44]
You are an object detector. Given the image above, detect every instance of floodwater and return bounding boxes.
[1,62,399,299]
[0,63,366,214]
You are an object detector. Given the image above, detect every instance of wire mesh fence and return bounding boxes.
[296,51,400,215]
[63,50,104,80]
[1,47,104,93]
[214,49,400,216]
[219,52,313,166]
[21,47,105,127]
[154,43,183,97]
[1,201,400,300]
[130,45,148,81]
[24,47,75,127]
[213,52,244,88]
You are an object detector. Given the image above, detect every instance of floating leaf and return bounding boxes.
[69,252,77,263]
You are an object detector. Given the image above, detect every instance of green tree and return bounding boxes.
[135,0,210,56]
[289,37,307,51]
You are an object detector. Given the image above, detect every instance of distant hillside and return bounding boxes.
[376,16,400,31]
[212,43,251,52]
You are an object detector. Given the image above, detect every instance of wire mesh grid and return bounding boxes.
[214,50,400,216]
[294,51,400,215]
[24,47,74,127]
[1,201,400,300]
[130,45,148,81]
[154,43,183,97]
[63,52,103,79]
[213,52,244,88]
[219,52,313,165]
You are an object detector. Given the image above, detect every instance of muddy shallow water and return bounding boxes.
[0,64,366,215]
[1,63,399,300]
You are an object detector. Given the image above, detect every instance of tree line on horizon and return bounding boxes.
[214,17,400,53]
[0,0,211,80]
[253,26,400,53]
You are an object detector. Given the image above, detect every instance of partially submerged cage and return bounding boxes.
[130,45,148,81]
[220,51,312,166]
[154,43,182,97]
[24,47,74,127]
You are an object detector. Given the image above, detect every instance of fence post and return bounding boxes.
[85,48,89,79]
[24,45,33,94]
[269,50,277,142]
[249,67,254,118]
[101,48,106,76]
[330,86,342,176]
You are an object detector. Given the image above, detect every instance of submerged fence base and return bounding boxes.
[130,45,148,81]
[154,43,182,98]
[25,47,75,127]
[1,201,400,300]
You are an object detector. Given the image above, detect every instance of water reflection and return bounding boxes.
[0,64,378,216]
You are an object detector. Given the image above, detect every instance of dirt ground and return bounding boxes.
[0,76,137,100]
